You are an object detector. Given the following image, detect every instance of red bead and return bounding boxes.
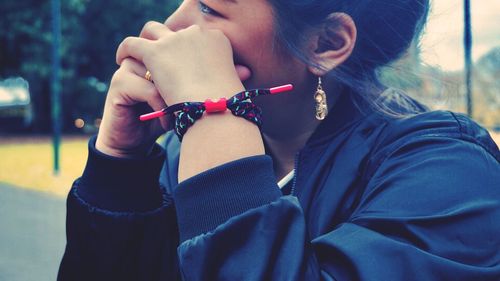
[204,98,227,113]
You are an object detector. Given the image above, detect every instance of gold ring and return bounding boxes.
[145,70,152,82]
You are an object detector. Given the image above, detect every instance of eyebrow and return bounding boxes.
[220,0,237,3]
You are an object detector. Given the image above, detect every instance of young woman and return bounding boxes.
[58,0,500,280]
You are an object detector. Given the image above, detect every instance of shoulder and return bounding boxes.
[371,110,499,162]
[360,89,497,160]
[357,110,500,210]
[360,110,500,183]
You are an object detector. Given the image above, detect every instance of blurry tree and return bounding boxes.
[0,0,178,132]
[473,47,500,127]
[380,45,500,129]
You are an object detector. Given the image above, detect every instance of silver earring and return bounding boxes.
[314,77,328,120]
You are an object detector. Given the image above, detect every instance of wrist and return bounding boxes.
[178,111,264,182]
[95,134,155,159]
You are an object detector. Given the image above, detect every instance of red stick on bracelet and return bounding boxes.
[139,84,293,122]
[139,110,167,121]
[269,84,293,94]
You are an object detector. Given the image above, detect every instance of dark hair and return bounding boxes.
[268,0,430,116]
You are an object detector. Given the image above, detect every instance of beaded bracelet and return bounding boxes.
[140,84,293,141]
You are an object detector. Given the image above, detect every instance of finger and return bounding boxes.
[121,58,148,79]
[115,72,161,105]
[139,21,173,40]
[116,37,152,65]
[121,73,170,129]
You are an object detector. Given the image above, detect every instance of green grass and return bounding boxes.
[0,134,168,197]
[0,136,89,197]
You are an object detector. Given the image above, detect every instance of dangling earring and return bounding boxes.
[314,77,328,120]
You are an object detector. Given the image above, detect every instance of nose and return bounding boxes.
[164,2,196,31]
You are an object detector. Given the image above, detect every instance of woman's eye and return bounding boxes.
[199,1,220,16]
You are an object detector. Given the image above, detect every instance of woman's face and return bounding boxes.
[164,0,309,91]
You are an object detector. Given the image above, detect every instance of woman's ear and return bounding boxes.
[307,13,357,76]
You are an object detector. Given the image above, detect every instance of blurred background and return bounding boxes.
[0,0,498,280]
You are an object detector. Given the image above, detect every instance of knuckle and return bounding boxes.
[109,96,123,108]
[142,21,158,35]
[155,34,174,49]
[110,69,130,88]
[144,20,157,30]
[120,37,133,51]
[120,57,133,67]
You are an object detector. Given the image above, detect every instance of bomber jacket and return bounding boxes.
[58,92,500,281]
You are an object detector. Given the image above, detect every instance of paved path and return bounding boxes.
[0,183,66,281]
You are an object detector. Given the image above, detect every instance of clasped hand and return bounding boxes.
[95,21,247,158]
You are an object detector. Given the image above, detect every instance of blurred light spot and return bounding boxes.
[74,118,85,129]
[96,82,108,93]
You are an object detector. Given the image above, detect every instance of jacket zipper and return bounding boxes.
[290,151,300,196]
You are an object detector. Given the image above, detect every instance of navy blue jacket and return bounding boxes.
[58,93,500,280]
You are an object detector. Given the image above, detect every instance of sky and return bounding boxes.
[420,0,500,71]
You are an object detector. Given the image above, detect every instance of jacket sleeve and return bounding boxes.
[57,136,181,281]
[172,136,500,280]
